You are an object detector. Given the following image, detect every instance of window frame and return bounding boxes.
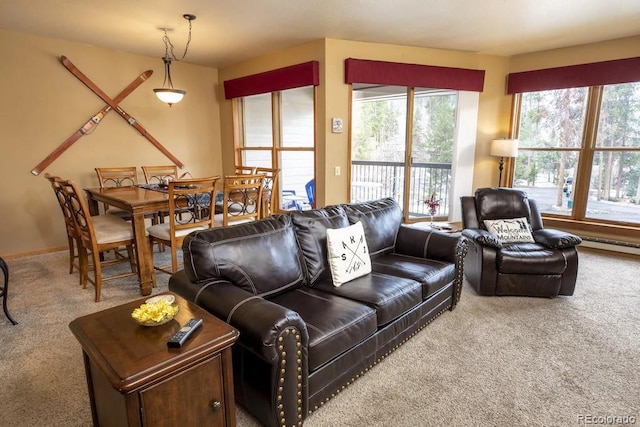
[234,87,317,213]
[510,85,640,242]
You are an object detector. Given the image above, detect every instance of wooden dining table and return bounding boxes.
[84,186,170,296]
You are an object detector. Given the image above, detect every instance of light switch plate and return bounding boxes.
[331,118,343,133]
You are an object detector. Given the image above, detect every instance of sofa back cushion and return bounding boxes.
[182,216,306,297]
[290,205,350,285]
[474,188,532,227]
[343,198,402,257]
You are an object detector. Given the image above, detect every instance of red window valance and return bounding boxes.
[223,61,319,99]
[507,56,640,94]
[344,58,485,92]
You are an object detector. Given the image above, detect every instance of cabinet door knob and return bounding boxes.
[212,401,222,412]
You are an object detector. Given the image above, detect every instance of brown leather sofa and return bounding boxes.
[461,187,582,297]
[169,198,467,427]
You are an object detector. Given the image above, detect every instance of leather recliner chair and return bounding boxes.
[460,187,582,297]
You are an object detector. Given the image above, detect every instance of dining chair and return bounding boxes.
[255,166,280,218]
[45,173,80,276]
[58,178,139,302]
[305,178,315,208]
[147,176,220,274]
[234,165,258,174]
[94,166,138,218]
[214,174,265,227]
[141,165,179,185]
[0,257,18,324]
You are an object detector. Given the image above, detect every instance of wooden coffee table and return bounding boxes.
[69,293,239,427]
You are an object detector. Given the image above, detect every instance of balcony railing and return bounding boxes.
[351,160,452,218]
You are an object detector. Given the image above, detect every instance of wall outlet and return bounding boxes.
[334,166,341,176]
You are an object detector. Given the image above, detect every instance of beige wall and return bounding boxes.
[218,38,512,208]
[0,29,222,257]
[509,35,640,71]
[4,28,639,257]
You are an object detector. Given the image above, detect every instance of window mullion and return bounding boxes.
[403,87,415,220]
[573,86,603,220]
[506,93,522,187]
[272,92,282,168]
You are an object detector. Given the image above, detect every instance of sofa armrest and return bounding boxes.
[169,270,309,363]
[533,229,582,249]
[461,228,502,249]
[395,225,468,308]
[395,224,460,262]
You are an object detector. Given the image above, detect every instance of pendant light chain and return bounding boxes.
[161,15,194,62]
[153,13,195,106]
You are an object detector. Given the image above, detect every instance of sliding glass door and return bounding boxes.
[351,84,457,221]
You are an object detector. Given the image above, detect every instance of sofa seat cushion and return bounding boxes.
[270,288,377,371]
[498,243,567,275]
[313,273,422,326]
[371,254,455,299]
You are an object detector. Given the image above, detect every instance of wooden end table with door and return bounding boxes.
[69,293,239,427]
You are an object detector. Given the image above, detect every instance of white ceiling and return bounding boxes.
[1,0,639,68]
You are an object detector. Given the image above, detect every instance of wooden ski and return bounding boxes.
[60,55,184,169]
[31,70,153,176]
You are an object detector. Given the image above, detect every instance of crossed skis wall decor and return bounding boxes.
[31,55,184,176]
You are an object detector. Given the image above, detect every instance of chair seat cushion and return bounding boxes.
[270,288,377,371]
[92,215,136,244]
[372,253,455,299]
[147,223,207,240]
[313,272,422,326]
[497,243,567,274]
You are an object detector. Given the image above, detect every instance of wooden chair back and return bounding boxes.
[95,167,138,215]
[147,176,220,274]
[255,167,280,218]
[95,167,138,188]
[219,174,265,226]
[142,165,179,184]
[235,165,258,174]
[57,179,101,254]
[44,173,79,274]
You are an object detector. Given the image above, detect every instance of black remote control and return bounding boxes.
[167,318,203,348]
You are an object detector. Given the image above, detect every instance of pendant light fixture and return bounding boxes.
[153,14,196,107]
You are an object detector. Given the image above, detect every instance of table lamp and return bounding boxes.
[489,139,519,186]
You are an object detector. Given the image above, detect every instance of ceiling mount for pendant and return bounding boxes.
[153,13,196,107]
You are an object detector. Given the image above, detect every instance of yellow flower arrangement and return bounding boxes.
[131,300,179,325]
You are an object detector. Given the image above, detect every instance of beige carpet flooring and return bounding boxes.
[1,248,638,426]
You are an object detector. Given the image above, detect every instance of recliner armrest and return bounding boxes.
[395,224,459,262]
[461,228,502,249]
[169,271,308,363]
[533,229,582,249]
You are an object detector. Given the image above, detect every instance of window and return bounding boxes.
[514,88,587,216]
[513,82,640,224]
[238,86,316,211]
[345,58,484,222]
[351,85,457,220]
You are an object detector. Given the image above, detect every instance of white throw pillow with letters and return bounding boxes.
[326,221,372,287]
[483,217,535,244]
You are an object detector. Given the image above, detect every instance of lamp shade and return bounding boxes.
[489,139,519,158]
[153,88,186,105]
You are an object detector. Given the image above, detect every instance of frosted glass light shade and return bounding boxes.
[153,88,186,105]
[490,139,519,158]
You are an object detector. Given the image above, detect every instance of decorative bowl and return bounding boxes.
[132,296,179,327]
